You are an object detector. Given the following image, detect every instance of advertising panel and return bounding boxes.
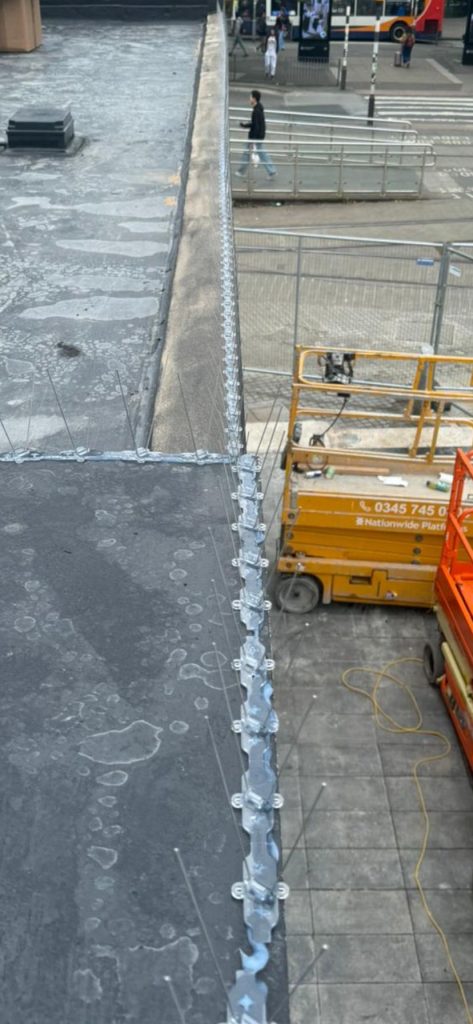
[298,0,331,60]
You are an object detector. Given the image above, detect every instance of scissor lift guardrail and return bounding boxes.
[275,347,473,611]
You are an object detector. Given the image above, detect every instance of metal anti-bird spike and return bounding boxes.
[219,16,280,1022]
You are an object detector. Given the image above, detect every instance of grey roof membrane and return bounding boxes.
[0,21,200,452]
[0,459,287,1023]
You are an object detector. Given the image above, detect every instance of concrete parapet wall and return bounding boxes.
[40,0,215,17]
[151,12,228,453]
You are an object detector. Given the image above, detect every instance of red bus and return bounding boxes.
[263,0,445,42]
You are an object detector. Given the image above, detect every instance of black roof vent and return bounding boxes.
[7,106,75,151]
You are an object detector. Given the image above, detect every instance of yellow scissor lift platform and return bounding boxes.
[275,347,473,612]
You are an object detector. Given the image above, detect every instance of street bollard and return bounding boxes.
[367,11,381,124]
[340,5,351,91]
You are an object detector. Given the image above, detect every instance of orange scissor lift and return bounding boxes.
[424,448,473,770]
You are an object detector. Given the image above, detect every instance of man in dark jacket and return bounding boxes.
[236,90,276,179]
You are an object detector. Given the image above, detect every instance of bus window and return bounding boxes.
[270,2,297,13]
[357,0,383,13]
[385,1,412,13]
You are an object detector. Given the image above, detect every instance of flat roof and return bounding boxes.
[0,20,201,452]
[0,459,289,1022]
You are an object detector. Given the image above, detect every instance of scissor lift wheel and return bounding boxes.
[423,639,444,686]
[275,574,321,614]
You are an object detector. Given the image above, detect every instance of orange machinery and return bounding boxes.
[424,448,473,770]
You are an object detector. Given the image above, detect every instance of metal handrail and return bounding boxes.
[230,134,432,151]
[229,137,436,166]
[229,104,413,132]
[229,109,417,142]
[230,121,418,146]
[230,141,433,197]
[234,227,443,248]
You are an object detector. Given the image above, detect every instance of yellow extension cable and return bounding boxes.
[341,657,473,1024]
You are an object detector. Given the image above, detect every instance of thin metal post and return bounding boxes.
[177,372,198,454]
[419,145,427,196]
[340,5,351,90]
[381,147,388,196]
[338,146,344,197]
[271,945,329,1024]
[47,370,82,459]
[430,243,450,355]
[163,976,186,1024]
[293,236,303,350]
[173,848,229,1009]
[282,783,327,874]
[293,145,299,198]
[0,413,17,457]
[367,12,381,125]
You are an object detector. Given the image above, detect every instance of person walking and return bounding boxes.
[400,25,415,66]
[256,11,267,51]
[275,13,286,51]
[230,13,248,56]
[236,89,277,178]
[264,27,278,79]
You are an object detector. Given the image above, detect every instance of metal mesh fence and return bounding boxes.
[226,20,337,87]
[236,230,473,364]
[439,244,473,357]
[235,230,473,420]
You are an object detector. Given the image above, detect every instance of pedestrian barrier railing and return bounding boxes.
[230,136,435,199]
[230,114,418,147]
[229,105,416,142]
[228,47,335,86]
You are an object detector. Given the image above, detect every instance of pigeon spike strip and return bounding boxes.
[216,11,286,1022]
[222,446,289,1024]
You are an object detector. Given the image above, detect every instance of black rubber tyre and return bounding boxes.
[390,20,407,42]
[274,574,322,614]
[423,639,444,686]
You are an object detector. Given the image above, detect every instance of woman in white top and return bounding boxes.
[264,27,278,79]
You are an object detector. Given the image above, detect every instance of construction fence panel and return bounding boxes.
[235,230,446,379]
[438,244,473,359]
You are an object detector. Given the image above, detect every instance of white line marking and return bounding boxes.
[375,111,473,122]
[368,96,473,103]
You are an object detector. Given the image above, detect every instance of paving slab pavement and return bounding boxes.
[256,451,473,1024]
[230,37,468,94]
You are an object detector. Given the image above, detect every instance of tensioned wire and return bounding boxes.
[341,656,473,1024]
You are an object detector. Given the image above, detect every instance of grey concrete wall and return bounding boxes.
[151,12,229,454]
